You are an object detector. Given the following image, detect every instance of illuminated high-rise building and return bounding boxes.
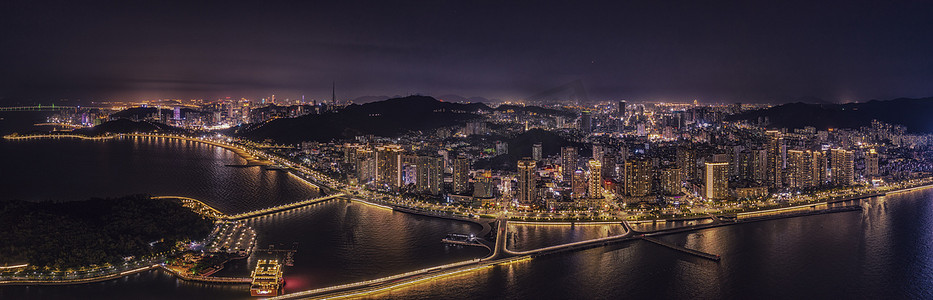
[737,149,767,184]
[623,157,652,197]
[786,150,813,188]
[766,130,785,188]
[342,143,358,164]
[561,146,578,180]
[812,150,827,186]
[588,159,602,198]
[532,143,543,161]
[865,149,880,177]
[786,150,826,188]
[676,147,696,181]
[416,155,443,195]
[376,145,403,188]
[660,167,682,195]
[451,156,470,194]
[831,148,855,185]
[355,148,376,184]
[593,144,605,163]
[705,162,729,200]
[600,151,616,179]
[516,158,537,205]
[572,169,587,199]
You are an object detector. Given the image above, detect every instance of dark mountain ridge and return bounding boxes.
[237,95,486,143]
[729,97,933,133]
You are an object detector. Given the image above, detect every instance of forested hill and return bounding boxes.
[0,195,212,269]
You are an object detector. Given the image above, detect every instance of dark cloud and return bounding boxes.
[2,0,933,103]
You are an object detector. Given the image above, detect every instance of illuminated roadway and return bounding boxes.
[272,216,719,299]
[227,193,346,220]
[154,194,347,221]
[269,216,521,300]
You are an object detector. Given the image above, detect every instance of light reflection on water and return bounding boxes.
[2,135,933,299]
[0,137,318,213]
[0,138,487,300]
[388,190,933,299]
[507,223,626,252]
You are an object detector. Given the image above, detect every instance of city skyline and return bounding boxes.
[4,1,933,299]
[3,1,933,103]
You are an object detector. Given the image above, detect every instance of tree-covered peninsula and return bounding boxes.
[0,195,213,270]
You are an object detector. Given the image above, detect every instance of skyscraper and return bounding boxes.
[660,167,682,195]
[593,144,605,164]
[623,157,652,197]
[766,130,785,188]
[572,169,587,199]
[532,143,543,161]
[786,150,813,188]
[705,162,729,200]
[579,111,592,133]
[416,155,443,195]
[676,147,696,181]
[516,158,537,205]
[561,146,578,180]
[376,145,403,188]
[737,149,768,184]
[355,148,376,184]
[600,151,616,179]
[812,150,827,186]
[451,156,470,194]
[831,148,855,185]
[588,159,602,198]
[618,100,626,117]
[865,149,880,177]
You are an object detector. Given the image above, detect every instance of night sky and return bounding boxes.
[2,0,932,104]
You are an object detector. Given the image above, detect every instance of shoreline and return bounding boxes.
[0,265,159,286]
[2,132,269,165]
[11,132,929,224]
[0,265,252,286]
[124,133,271,166]
[5,132,933,291]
